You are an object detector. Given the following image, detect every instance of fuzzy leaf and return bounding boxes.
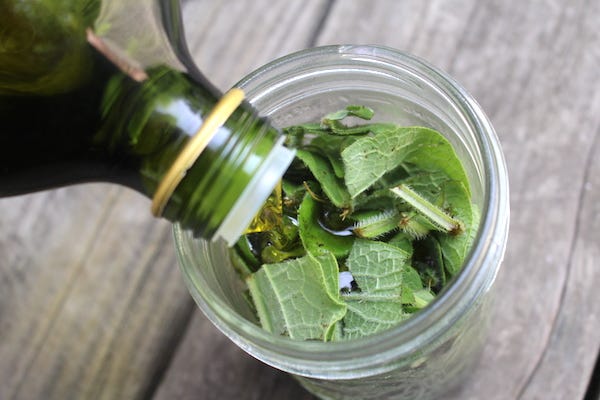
[340,240,415,339]
[246,252,346,341]
[342,126,470,198]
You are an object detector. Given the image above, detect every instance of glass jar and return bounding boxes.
[174,45,509,400]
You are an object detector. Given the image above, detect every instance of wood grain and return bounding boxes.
[1,0,599,399]
[519,126,600,399]
[180,0,332,88]
[0,186,193,400]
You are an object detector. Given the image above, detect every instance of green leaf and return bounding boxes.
[307,134,355,178]
[402,265,423,292]
[404,168,476,278]
[322,105,375,122]
[325,121,396,136]
[342,298,411,339]
[413,289,435,309]
[295,149,351,208]
[322,109,351,122]
[346,239,410,297]
[246,252,346,341]
[298,194,354,258]
[230,236,260,277]
[341,126,470,198]
[387,232,414,258]
[340,240,413,339]
[351,209,400,239]
[438,199,480,276]
[346,105,375,120]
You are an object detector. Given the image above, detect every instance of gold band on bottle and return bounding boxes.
[151,88,245,217]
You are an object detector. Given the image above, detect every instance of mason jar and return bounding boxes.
[173,45,509,400]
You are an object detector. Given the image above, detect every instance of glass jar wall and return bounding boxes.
[174,45,509,400]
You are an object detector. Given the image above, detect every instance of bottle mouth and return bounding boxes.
[213,136,295,246]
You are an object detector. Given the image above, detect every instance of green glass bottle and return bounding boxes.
[0,0,295,245]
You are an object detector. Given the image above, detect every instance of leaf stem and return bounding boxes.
[390,184,462,234]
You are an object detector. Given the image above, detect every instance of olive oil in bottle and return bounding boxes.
[0,0,295,245]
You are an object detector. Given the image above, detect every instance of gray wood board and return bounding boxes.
[1,0,599,399]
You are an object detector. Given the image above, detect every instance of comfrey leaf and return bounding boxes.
[403,169,476,277]
[246,252,346,341]
[295,149,351,208]
[322,104,375,123]
[238,106,480,343]
[438,199,480,276]
[307,134,355,178]
[351,209,399,239]
[342,126,471,198]
[390,184,462,234]
[342,298,411,339]
[346,239,411,297]
[340,239,418,339]
[298,193,354,259]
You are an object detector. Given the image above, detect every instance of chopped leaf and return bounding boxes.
[322,104,374,123]
[342,298,411,339]
[230,236,260,277]
[298,193,354,259]
[236,107,480,342]
[340,240,418,339]
[246,252,346,341]
[413,289,435,309]
[387,232,414,257]
[390,184,462,234]
[324,121,396,136]
[342,126,470,198]
[307,134,355,178]
[351,209,399,239]
[346,105,375,120]
[438,201,480,276]
[346,239,411,297]
[296,149,351,208]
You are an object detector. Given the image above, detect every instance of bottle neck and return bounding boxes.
[89,42,295,242]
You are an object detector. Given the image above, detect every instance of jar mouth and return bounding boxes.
[174,45,509,379]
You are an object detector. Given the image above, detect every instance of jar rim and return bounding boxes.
[174,45,509,379]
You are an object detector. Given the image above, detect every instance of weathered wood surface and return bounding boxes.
[1,0,599,399]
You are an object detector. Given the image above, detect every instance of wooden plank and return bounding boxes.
[443,1,600,398]
[317,0,600,398]
[0,186,193,400]
[153,312,317,400]
[315,0,480,70]
[180,0,332,88]
[519,129,600,398]
[3,0,599,399]
[0,186,119,399]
